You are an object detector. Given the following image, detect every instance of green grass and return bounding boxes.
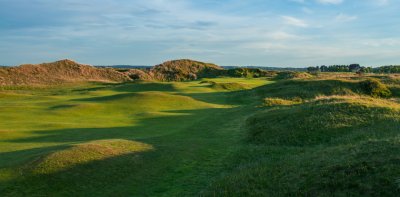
[202,77,400,196]
[0,78,269,196]
[0,76,399,196]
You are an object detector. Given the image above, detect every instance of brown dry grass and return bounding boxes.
[0,59,130,86]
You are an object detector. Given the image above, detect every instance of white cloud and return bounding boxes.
[281,16,309,27]
[268,31,303,40]
[362,38,400,47]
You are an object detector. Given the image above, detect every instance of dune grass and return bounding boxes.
[0,75,399,196]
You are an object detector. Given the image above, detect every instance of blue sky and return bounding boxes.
[0,0,399,67]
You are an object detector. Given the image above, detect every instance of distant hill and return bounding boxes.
[0,59,130,86]
[0,59,302,85]
[96,65,307,72]
[149,59,223,81]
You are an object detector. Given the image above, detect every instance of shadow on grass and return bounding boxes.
[0,106,247,196]
[110,82,176,93]
[0,78,380,196]
[71,82,176,93]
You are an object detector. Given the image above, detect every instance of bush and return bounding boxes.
[360,78,392,98]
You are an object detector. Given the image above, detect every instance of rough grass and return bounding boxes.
[360,78,392,98]
[263,97,302,106]
[247,98,400,146]
[202,76,400,196]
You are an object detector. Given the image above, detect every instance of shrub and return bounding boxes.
[360,78,392,98]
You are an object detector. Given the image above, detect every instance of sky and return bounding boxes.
[0,0,399,67]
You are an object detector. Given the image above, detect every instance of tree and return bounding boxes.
[320,65,328,72]
[349,64,361,72]
[307,66,320,74]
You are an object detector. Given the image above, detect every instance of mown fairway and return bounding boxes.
[0,78,269,196]
[0,75,399,196]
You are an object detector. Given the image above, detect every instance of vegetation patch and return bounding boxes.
[263,97,302,106]
[360,78,392,98]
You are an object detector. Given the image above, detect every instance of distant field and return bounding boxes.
[0,75,399,196]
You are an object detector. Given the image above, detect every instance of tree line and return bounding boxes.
[307,64,400,74]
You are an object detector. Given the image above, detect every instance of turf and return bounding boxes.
[0,78,268,196]
[0,76,399,196]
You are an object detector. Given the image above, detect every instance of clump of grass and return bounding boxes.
[360,78,392,98]
[263,97,302,106]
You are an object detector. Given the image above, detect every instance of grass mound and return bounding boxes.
[203,95,400,196]
[255,79,359,100]
[151,59,223,81]
[210,82,250,91]
[360,78,392,98]
[29,140,153,174]
[247,98,399,146]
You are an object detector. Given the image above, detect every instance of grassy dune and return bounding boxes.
[0,75,399,196]
[203,75,400,196]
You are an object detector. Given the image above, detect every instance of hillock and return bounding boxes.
[149,59,223,81]
[0,59,130,86]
